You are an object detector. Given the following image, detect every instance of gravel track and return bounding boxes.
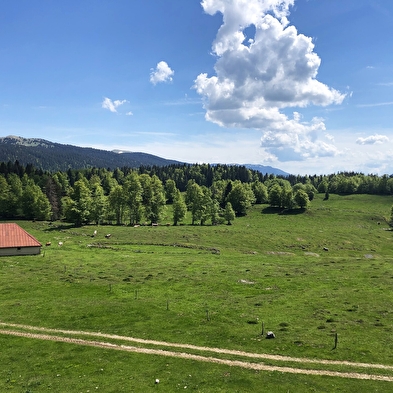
[1,322,393,382]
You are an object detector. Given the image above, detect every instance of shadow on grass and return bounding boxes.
[261,206,282,214]
[279,208,307,216]
[261,206,307,215]
[44,223,77,231]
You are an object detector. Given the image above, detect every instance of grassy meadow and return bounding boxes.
[1,193,393,392]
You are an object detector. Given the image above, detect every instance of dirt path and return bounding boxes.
[1,322,393,382]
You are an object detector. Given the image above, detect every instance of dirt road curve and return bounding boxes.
[1,322,393,382]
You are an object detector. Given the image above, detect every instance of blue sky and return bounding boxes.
[1,0,393,175]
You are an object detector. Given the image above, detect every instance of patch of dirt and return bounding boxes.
[1,322,393,382]
[266,251,295,256]
[304,252,320,257]
[239,279,255,285]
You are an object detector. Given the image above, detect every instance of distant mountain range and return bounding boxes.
[242,164,289,177]
[0,135,289,175]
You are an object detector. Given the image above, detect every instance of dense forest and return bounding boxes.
[0,136,182,171]
[1,160,393,226]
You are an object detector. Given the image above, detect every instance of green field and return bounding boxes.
[1,194,393,392]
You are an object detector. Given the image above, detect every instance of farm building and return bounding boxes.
[0,223,42,256]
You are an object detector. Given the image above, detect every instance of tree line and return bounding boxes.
[0,160,392,226]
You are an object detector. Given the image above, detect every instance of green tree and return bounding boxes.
[304,183,317,201]
[101,171,118,195]
[268,184,282,207]
[252,181,268,204]
[292,183,306,193]
[281,186,294,209]
[6,173,23,217]
[172,189,187,226]
[222,181,233,208]
[223,202,235,225]
[199,186,212,225]
[317,180,329,194]
[209,199,220,225]
[34,189,52,220]
[90,183,107,225]
[44,176,62,220]
[89,174,102,188]
[294,189,310,209]
[52,172,70,196]
[139,174,153,222]
[165,179,177,204]
[226,182,255,215]
[123,173,143,225]
[0,175,11,218]
[210,180,226,206]
[147,175,166,224]
[185,181,204,225]
[21,181,51,220]
[62,178,92,226]
[107,185,125,225]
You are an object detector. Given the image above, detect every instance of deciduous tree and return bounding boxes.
[90,183,107,225]
[185,180,204,225]
[62,178,92,226]
[226,182,255,215]
[224,202,235,225]
[107,185,125,225]
[172,189,187,226]
[294,189,310,209]
[123,172,143,225]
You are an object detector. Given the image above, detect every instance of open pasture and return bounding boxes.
[1,194,393,392]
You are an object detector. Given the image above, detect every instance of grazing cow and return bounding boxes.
[58,241,63,246]
[105,234,111,239]
[45,242,51,246]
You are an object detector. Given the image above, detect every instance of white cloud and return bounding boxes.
[356,134,389,145]
[195,0,346,162]
[325,133,335,142]
[357,101,393,108]
[126,111,133,116]
[102,97,128,113]
[150,61,174,85]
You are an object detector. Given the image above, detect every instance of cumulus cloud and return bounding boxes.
[150,61,174,85]
[102,97,128,113]
[356,134,389,145]
[194,0,346,161]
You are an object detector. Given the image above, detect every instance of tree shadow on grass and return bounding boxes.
[261,206,307,215]
[43,222,77,232]
[261,206,283,214]
[279,208,307,216]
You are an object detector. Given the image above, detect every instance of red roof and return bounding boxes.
[0,223,42,248]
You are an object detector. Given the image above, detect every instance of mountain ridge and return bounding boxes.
[0,135,289,175]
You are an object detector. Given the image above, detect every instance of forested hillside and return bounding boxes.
[0,136,183,171]
[1,160,393,226]
[0,136,288,176]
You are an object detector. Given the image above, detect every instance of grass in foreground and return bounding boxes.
[1,193,393,392]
